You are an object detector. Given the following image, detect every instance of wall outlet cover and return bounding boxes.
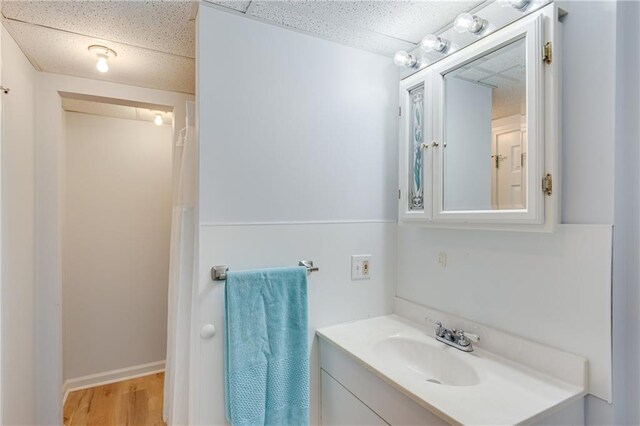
[351,255,371,280]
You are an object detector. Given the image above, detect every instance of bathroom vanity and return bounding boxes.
[317,4,597,425]
[317,314,586,425]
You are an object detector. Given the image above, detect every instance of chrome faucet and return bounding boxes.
[434,320,480,352]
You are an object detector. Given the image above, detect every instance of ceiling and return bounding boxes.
[451,37,525,119]
[1,0,197,94]
[62,97,174,126]
[1,0,484,94]
[206,0,484,56]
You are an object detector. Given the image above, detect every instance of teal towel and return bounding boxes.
[224,266,309,426]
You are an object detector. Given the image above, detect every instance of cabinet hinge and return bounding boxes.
[398,189,401,200]
[399,106,402,117]
[542,173,553,196]
[542,42,552,64]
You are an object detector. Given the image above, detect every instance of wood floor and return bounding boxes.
[63,373,166,426]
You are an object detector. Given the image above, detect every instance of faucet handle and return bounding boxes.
[456,330,470,347]
[459,330,480,343]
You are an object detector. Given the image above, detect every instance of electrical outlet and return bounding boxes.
[351,255,371,280]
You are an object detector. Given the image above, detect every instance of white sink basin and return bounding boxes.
[317,314,586,425]
[373,336,481,386]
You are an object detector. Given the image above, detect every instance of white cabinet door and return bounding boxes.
[321,370,388,426]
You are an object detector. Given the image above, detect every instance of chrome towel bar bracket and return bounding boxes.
[211,265,229,281]
[211,260,319,281]
[298,260,319,274]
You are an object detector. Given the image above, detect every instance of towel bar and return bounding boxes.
[211,260,319,281]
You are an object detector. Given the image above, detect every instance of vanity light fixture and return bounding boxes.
[421,34,449,53]
[453,13,488,34]
[393,50,418,68]
[154,113,163,126]
[498,0,531,10]
[88,45,117,73]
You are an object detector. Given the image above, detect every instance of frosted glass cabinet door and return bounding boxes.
[398,72,432,222]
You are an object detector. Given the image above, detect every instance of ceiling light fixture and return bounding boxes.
[88,45,117,73]
[421,34,449,53]
[393,50,418,68]
[498,0,531,10]
[453,13,488,34]
[154,113,163,126]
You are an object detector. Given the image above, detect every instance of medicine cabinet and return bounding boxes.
[398,5,560,231]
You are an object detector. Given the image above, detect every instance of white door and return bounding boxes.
[491,115,525,209]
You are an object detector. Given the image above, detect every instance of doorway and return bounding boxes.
[60,94,173,425]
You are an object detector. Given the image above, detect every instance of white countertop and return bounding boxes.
[316,315,586,425]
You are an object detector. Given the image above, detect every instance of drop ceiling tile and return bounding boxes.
[492,95,524,119]
[1,0,485,92]
[479,40,525,73]
[482,74,504,87]
[454,67,492,82]
[203,0,252,13]
[1,0,195,58]
[485,74,525,119]
[249,1,414,56]
[280,0,484,44]
[501,65,525,81]
[4,20,195,94]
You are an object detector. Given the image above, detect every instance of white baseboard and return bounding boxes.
[62,360,165,404]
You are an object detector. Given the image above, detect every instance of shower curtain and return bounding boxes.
[164,102,197,425]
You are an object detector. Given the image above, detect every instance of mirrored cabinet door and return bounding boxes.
[398,73,432,222]
[431,14,545,224]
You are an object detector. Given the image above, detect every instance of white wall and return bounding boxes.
[613,1,640,424]
[1,24,37,425]
[35,72,193,424]
[397,224,612,400]
[444,78,492,211]
[198,11,397,225]
[196,5,398,424]
[197,224,396,425]
[62,112,172,381]
[560,1,617,225]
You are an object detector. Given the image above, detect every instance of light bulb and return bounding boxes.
[498,0,530,10]
[393,50,417,68]
[96,54,109,73]
[421,34,449,53]
[154,113,163,126]
[454,13,487,34]
[89,45,116,73]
